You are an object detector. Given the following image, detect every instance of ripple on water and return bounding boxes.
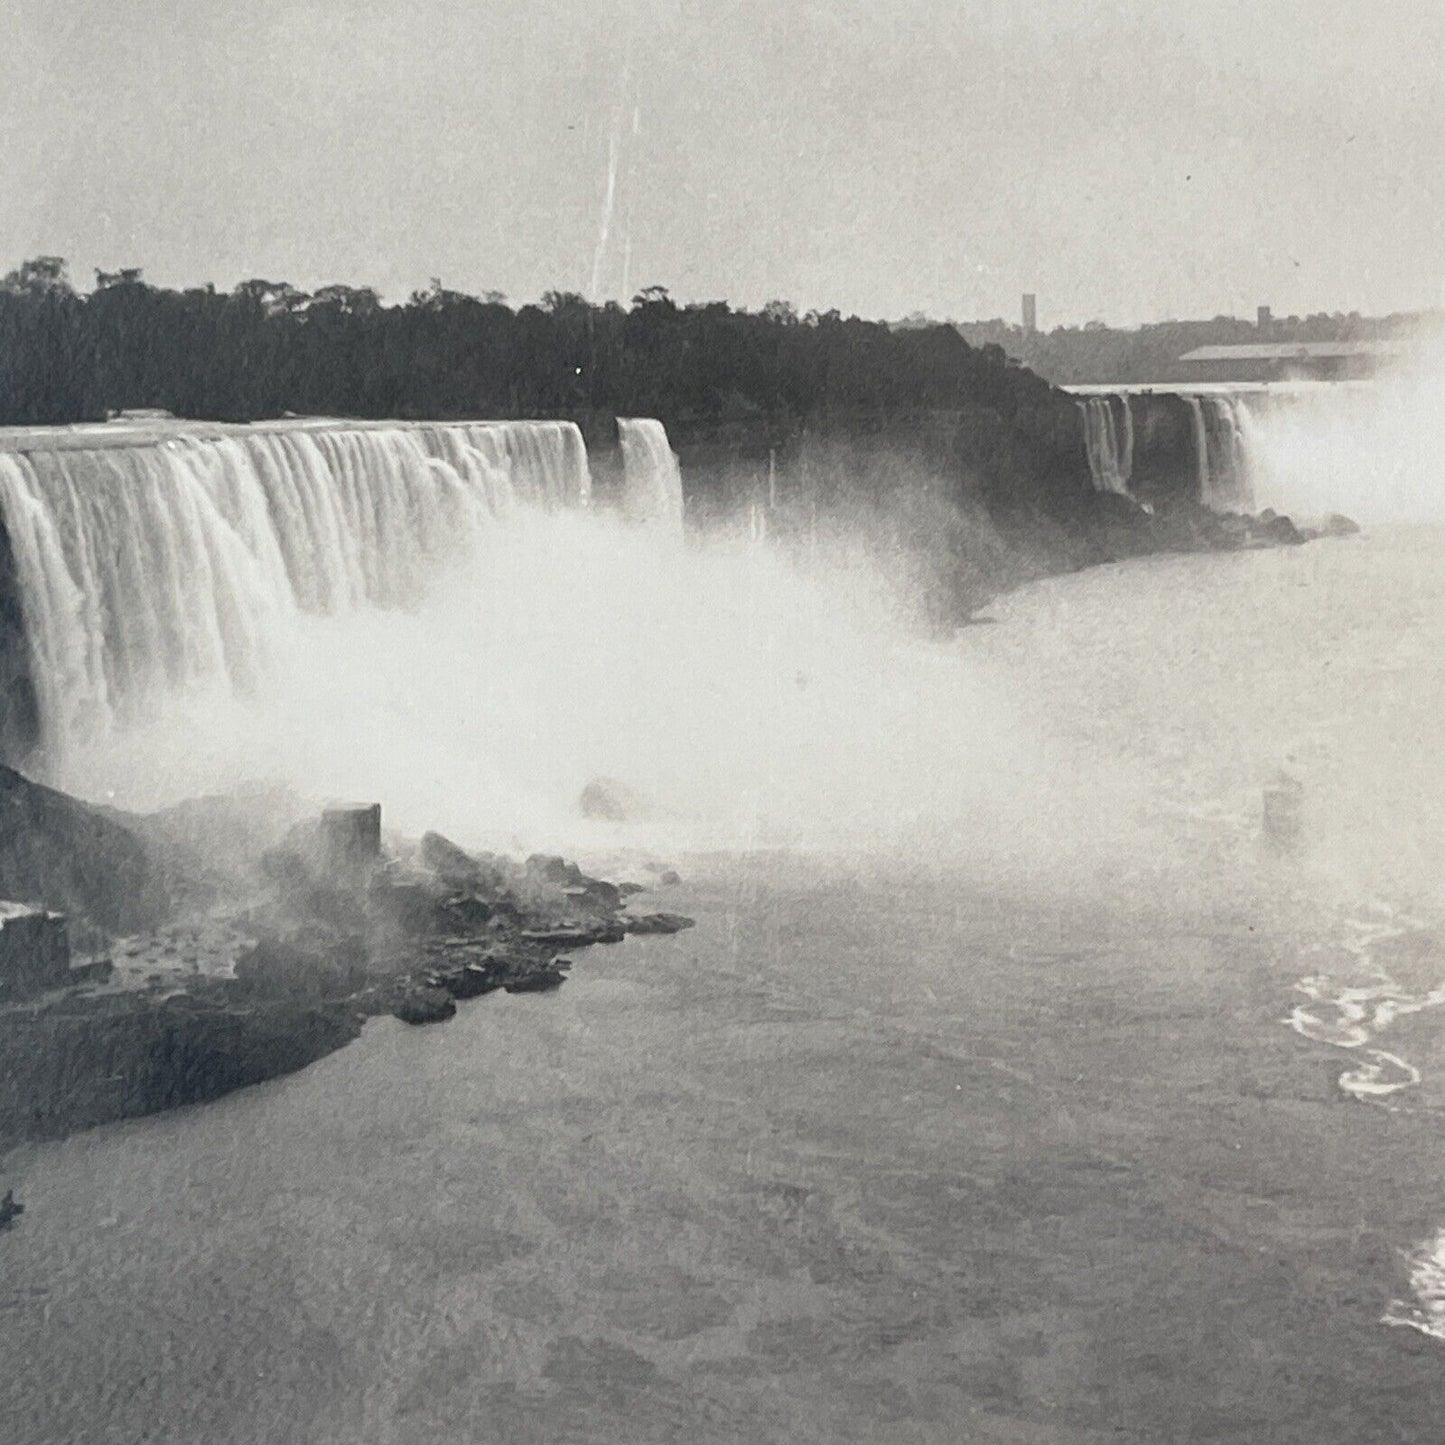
[1282,908,1445,1342]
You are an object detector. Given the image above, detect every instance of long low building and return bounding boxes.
[1177,340,1403,381]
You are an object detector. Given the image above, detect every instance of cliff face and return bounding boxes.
[0,992,362,1147]
[0,766,171,931]
[667,397,1160,620]
[0,514,37,766]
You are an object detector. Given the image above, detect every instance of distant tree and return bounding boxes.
[3,256,74,297]
[761,299,799,326]
[94,267,144,289]
[631,285,674,310]
[232,278,308,316]
[310,284,381,316]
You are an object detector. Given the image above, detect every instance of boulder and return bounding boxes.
[579,777,647,821]
[526,854,588,888]
[233,930,369,1000]
[429,959,501,1000]
[1321,513,1362,537]
[1254,513,1305,546]
[391,985,456,1025]
[503,962,568,994]
[624,912,696,936]
[319,804,381,878]
[0,766,169,932]
[0,904,69,999]
[565,878,622,909]
[1263,773,1304,852]
[419,833,513,895]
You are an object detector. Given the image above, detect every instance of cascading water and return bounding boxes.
[1180,393,1259,513]
[1078,395,1134,495]
[0,419,594,767]
[617,418,685,534]
[1071,385,1266,512]
[0,411,1046,853]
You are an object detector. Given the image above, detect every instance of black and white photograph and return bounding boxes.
[1,2,1443,1439]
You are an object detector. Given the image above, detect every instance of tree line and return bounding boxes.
[0,258,1057,433]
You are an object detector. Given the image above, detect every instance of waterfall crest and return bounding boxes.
[1071,386,1266,514]
[618,418,685,535]
[1078,396,1134,495]
[0,418,598,764]
[1189,396,1257,513]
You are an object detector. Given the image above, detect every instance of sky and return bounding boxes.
[1,0,1441,327]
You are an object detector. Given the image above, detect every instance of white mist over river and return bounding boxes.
[7,388,1445,1438]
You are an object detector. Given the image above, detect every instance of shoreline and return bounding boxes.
[0,787,693,1160]
[0,511,1351,1167]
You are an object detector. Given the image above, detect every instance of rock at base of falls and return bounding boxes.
[0,766,170,933]
[579,776,648,822]
[1263,773,1305,852]
[624,912,696,936]
[319,804,381,876]
[0,904,70,999]
[390,984,457,1026]
[0,774,692,1146]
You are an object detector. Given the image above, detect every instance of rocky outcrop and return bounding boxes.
[0,766,169,932]
[0,904,70,999]
[0,804,692,1148]
[0,990,363,1144]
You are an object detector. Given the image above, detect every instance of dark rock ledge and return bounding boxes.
[0,772,692,1154]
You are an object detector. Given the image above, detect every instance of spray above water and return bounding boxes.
[1247,337,1445,522]
[0,417,1051,862]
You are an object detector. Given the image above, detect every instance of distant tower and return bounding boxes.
[1257,304,1272,329]
[1022,293,1037,334]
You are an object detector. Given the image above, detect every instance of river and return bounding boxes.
[6,527,1445,1442]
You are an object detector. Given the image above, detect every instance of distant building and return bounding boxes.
[1256,305,1272,329]
[1177,340,1401,382]
[1021,293,1037,334]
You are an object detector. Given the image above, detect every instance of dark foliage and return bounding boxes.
[0,261,1058,432]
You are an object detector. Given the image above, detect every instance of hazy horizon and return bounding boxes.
[2,0,1442,328]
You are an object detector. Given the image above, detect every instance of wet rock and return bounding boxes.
[1263,773,1305,852]
[526,854,588,888]
[0,1190,22,1230]
[503,961,569,993]
[565,878,621,909]
[624,912,696,936]
[579,777,646,821]
[1254,512,1305,546]
[369,873,506,941]
[320,805,381,878]
[392,985,456,1025]
[419,833,513,896]
[617,882,647,898]
[0,904,70,999]
[0,766,169,932]
[67,957,114,988]
[435,894,494,934]
[521,924,615,949]
[0,994,363,1148]
[429,959,501,1000]
[233,930,369,1000]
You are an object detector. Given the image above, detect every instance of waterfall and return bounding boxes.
[0,418,598,766]
[1078,396,1133,495]
[1187,395,1258,513]
[617,418,685,534]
